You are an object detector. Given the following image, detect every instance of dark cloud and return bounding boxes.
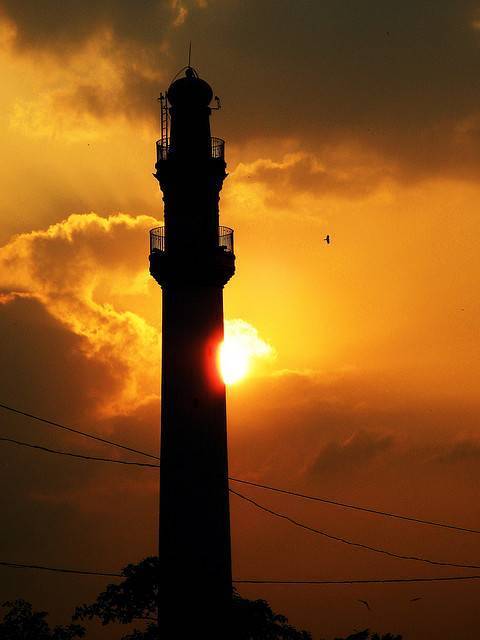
[57,73,162,122]
[207,0,480,182]
[309,430,394,477]
[0,0,203,123]
[0,295,121,420]
[1,0,183,50]
[434,439,480,465]
[4,1,480,181]
[233,151,388,201]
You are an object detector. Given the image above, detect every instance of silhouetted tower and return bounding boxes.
[149,67,234,637]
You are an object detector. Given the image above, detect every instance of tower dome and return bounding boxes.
[167,67,213,107]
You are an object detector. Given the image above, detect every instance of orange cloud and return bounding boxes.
[231,148,393,203]
[0,213,161,415]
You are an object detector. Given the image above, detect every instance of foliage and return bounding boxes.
[0,599,85,640]
[74,556,312,639]
[74,557,403,640]
[75,557,158,626]
[231,593,312,639]
[333,631,402,640]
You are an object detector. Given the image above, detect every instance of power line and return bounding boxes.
[0,402,159,461]
[2,401,480,539]
[0,561,121,578]
[0,437,159,468]
[230,488,480,571]
[235,575,480,585]
[229,477,480,536]
[5,434,480,577]
[3,559,480,586]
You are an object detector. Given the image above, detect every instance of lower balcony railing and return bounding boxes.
[150,225,234,254]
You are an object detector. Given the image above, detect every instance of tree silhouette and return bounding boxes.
[0,570,403,640]
[332,631,402,640]
[74,556,312,639]
[0,599,84,640]
[73,557,402,640]
[230,595,312,640]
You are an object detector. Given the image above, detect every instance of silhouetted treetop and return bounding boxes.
[0,600,84,640]
[332,631,402,640]
[74,556,311,639]
[231,594,312,640]
[75,557,158,626]
[74,557,403,640]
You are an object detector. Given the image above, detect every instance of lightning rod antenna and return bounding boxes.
[188,41,192,67]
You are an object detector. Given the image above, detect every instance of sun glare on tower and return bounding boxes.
[220,319,274,384]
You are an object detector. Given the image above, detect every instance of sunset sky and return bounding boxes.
[1,2,480,638]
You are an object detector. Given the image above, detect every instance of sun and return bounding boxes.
[219,319,274,385]
[219,339,250,384]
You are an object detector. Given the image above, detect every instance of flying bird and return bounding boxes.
[324,234,330,244]
[357,599,371,611]
[410,597,423,602]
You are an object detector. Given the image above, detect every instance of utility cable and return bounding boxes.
[0,402,159,461]
[3,560,480,585]
[228,477,480,536]
[0,560,121,578]
[235,575,480,585]
[5,435,480,576]
[2,401,480,537]
[230,488,480,571]
[0,437,159,468]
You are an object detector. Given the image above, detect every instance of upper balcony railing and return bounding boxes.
[150,225,234,254]
[218,225,234,253]
[156,136,225,162]
[150,226,165,252]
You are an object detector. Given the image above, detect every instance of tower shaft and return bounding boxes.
[160,284,231,631]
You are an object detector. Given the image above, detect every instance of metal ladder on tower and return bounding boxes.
[159,93,169,151]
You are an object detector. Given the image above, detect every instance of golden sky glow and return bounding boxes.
[1,2,480,639]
